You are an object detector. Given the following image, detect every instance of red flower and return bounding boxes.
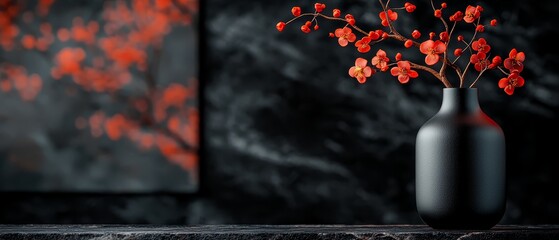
[412,30,421,39]
[420,40,446,65]
[449,11,463,22]
[379,9,398,27]
[349,58,375,84]
[368,31,380,40]
[489,56,502,69]
[439,31,449,42]
[434,9,442,18]
[404,2,416,13]
[333,9,341,18]
[395,52,402,61]
[276,22,286,32]
[472,38,491,53]
[355,37,371,53]
[390,61,418,84]
[314,3,326,13]
[371,49,390,71]
[504,48,525,73]
[334,27,356,47]
[345,14,356,25]
[464,5,480,23]
[291,7,301,17]
[470,52,489,72]
[404,39,413,48]
[498,72,525,95]
[476,24,485,32]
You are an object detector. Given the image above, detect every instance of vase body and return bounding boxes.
[415,88,505,230]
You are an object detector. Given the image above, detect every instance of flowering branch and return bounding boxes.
[276,1,527,95]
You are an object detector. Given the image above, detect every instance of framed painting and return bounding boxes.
[0,0,199,193]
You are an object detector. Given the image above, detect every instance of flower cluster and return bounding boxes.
[276,1,527,95]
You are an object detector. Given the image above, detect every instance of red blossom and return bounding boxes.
[390,61,418,84]
[395,53,402,61]
[276,22,286,32]
[355,37,371,53]
[412,30,421,39]
[439,31,449,42]
[368,31,380,40]
[504,48,525,73]
[345,14,355,25]
[379,9,398,27]
[371,49,390,71]
[457,35,464,41]
[472,38,491,53]
[476,24,485,32]
[454,48,462,56]
[291,6,301,17]
[464,5,480,23]
[333,9,341,18]
[420,40,446,65]
[334,27,356,47]
[314,3,326,13]
[490,19,498,26]
[349,58,374,84]
[404,2,416,13]
[499,72,525,95]
[441,2,447,8]
[449,11,463,22]
[301,24,311,33]
[434,9,442,18]
[404,39,413,48]
[470,52,489,72]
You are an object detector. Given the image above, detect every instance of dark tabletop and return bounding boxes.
[1,225,559,240]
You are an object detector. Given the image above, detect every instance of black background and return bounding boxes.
[1,0,559,224]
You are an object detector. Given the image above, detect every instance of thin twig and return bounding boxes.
[469,69,486,88]
[409,61,451,87]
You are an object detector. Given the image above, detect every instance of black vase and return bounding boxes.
[415,88,506,230]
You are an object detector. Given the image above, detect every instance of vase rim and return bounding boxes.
[443,87,478,91]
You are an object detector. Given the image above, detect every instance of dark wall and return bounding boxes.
[2,0,559,224]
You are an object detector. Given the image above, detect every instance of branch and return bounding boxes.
[469,68,486,88]
[285,13,369,35]
[409,61,451,87]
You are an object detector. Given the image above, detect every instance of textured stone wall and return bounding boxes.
[1,0,559,225]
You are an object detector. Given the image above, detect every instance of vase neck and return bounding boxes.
[439,88,480,113]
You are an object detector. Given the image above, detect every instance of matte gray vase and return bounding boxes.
[415,88,506,230]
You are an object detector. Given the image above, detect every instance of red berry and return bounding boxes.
[345,14,355,25]
[291,7,301,17]
[476,5,484,12]
[314,24,319,30]
[454,48,462,56]
[429,32,435,40]
[314,3,326,13]
[439,31,449,42]
[305,21,312,27]
[276,22,286,32]
[492,56,502,65]
[441,2,447,8]
[490,19,498,26]
[457,35,464,41]
[382,32,389,39]
[333,9,341,18]
[434,9,442,18]
[395,53,402,61]
[412,30,421,39]
[368,31,380,40]
[476,24,485,32]
[329,32,335,38]
[404,39,413,48]
[301,25,311,33]
[404,2,416,13]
